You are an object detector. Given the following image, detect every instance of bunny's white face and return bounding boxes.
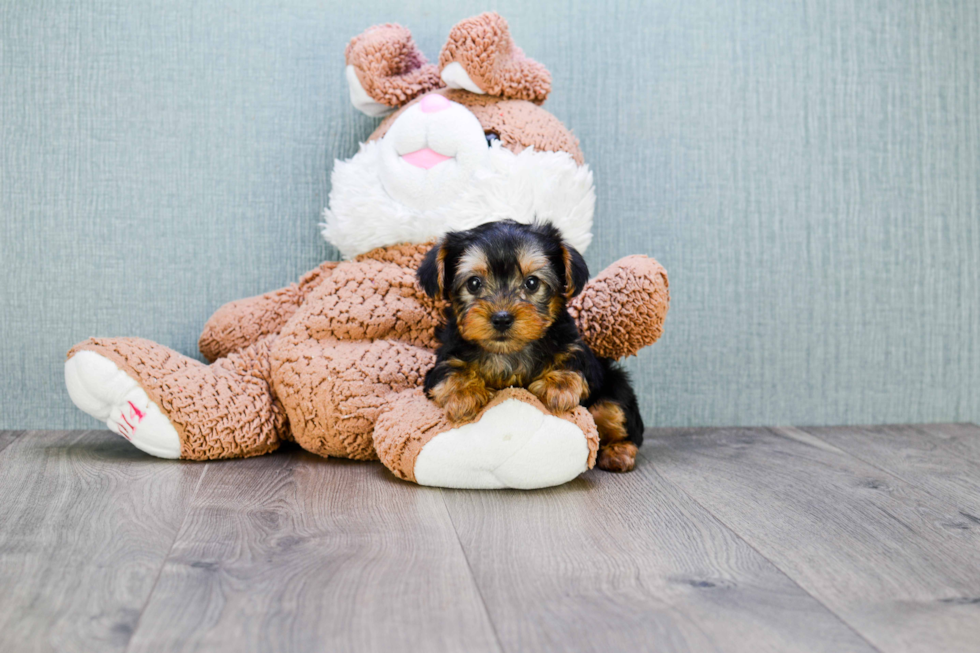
[322,92,596,260]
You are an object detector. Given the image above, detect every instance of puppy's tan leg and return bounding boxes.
[529,369,588,415]
[590,400,638,472]
[429,360,493,424]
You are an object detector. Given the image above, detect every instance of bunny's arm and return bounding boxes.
[569,255,670,360]
[198,261,339,362]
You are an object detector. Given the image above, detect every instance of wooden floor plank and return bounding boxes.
[0,430,25,455]
[126,447,501,653]
[796,423,980,516]
[443,453,878,653]
[0,430,204,653]
[647,426,980,653]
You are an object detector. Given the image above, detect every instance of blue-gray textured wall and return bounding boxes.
[2,1,978,429]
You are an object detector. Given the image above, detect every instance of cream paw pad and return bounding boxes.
[65,350,181,459]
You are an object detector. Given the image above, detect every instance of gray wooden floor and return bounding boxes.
[1,425,979,653]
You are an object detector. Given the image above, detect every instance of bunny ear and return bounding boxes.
[438,13,551,104]
[344,23,444,117]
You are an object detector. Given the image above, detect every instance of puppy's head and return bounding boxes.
[418,220,588,354]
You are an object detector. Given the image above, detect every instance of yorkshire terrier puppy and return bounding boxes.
[417,220,644,472]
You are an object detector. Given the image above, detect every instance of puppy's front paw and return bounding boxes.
[529,370,588,415]
[597,442,638,472]
[430,368,493,424]
[442,390,492,424]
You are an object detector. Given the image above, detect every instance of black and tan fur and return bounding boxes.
[417,220,644,472]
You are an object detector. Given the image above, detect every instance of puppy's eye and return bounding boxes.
[484,131,500,147]
[523,276,540,292]
[466,277,483,294]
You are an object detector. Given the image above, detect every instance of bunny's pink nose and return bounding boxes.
[419,94,451,113]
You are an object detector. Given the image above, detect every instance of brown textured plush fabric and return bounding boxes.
[199,261,338,362]
[345,23,444,108]
[272,337,434,461]
[373,387,599,483]
[270,243,440,461]
[569,255,671,359]
[373,388,446,482]
[369,90,584,165]
[438,12,551,104]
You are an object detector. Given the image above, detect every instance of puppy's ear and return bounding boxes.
[562,243,589,298]
[417,239,447,298]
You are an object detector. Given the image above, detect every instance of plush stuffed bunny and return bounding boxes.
[64,13,669,489]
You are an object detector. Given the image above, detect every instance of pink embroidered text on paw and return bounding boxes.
[115,400,146,440]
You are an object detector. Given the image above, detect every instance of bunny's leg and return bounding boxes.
[374,388,599,490]
[65,336,287,459]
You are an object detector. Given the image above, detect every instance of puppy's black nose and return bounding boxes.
[491,311,515,331]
